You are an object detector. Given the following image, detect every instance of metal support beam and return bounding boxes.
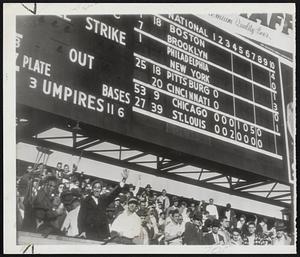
[162,163,187,173]
[123,152,148,162]
[77,139,103,150]
[198,168,203,181]
[200,174,225,183]
[20,136,291,208]
[75,138,97,148]
[237,181,273,191]
[245,190,290,193]
[232,179,262,189]
[171,171,202,174]
[227,176,233,189]
[159,161,183,170]
[38,136,85,140]
[266,183,278,198]
[269,193,291,200]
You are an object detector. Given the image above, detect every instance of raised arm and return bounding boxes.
[102,168,129,206]
[132,175,142,196]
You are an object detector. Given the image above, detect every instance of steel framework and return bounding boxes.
[16,105,293,209]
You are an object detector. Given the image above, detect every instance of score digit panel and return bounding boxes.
[16,14,289,183]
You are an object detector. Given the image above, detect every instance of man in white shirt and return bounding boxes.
[61,195,81,237]
[206,198,219,220]
[165,209,183,245]
[111,197,142,244]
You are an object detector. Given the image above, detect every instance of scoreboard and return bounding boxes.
[16,15,290,183]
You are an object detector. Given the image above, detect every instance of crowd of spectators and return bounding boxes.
[16,162,293,245]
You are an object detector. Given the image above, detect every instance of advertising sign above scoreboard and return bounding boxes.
[16,15,290,183]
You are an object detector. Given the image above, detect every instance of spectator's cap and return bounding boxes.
[204,219,213,227]
[128,184,135,189]
[70,188,81,198]
[128,197,139,205]
[60,190,73,205]
[115,197,120,201]
[181,201,187,206]
[91,179,103,188]
[212,219,220,228]
[172,196,179,202]
[193,212,203,221]
[226,203,231,208]
[275,224,287,232]
[145,184,152,189]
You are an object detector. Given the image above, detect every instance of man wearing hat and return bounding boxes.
[110,196,142,244]
[222,203,237,229]
[184,212,204,245]
[203,219,225,245]
[166,196,179,217]
[272,224,291,245]
[157,189,170,212]
[145,184,152,193]
[142,184,153,204]
[77,169,129,241]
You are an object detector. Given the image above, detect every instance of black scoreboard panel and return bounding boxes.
[16,15,289,183]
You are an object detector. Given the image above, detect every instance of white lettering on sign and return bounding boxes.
[102,84,131,104]
[167,35,208,60]
[190,68,210,83]
[85,17,126,46]
[168,14,209,38]
[172,110,206,129]
[169,24,206,48]
[172,98,208,118]
[167,47,209,72]
[22,55,51,77]
[166,83,211,107]
[42,78,104,112]
[69,48,95,70]
[170,59,187,73]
